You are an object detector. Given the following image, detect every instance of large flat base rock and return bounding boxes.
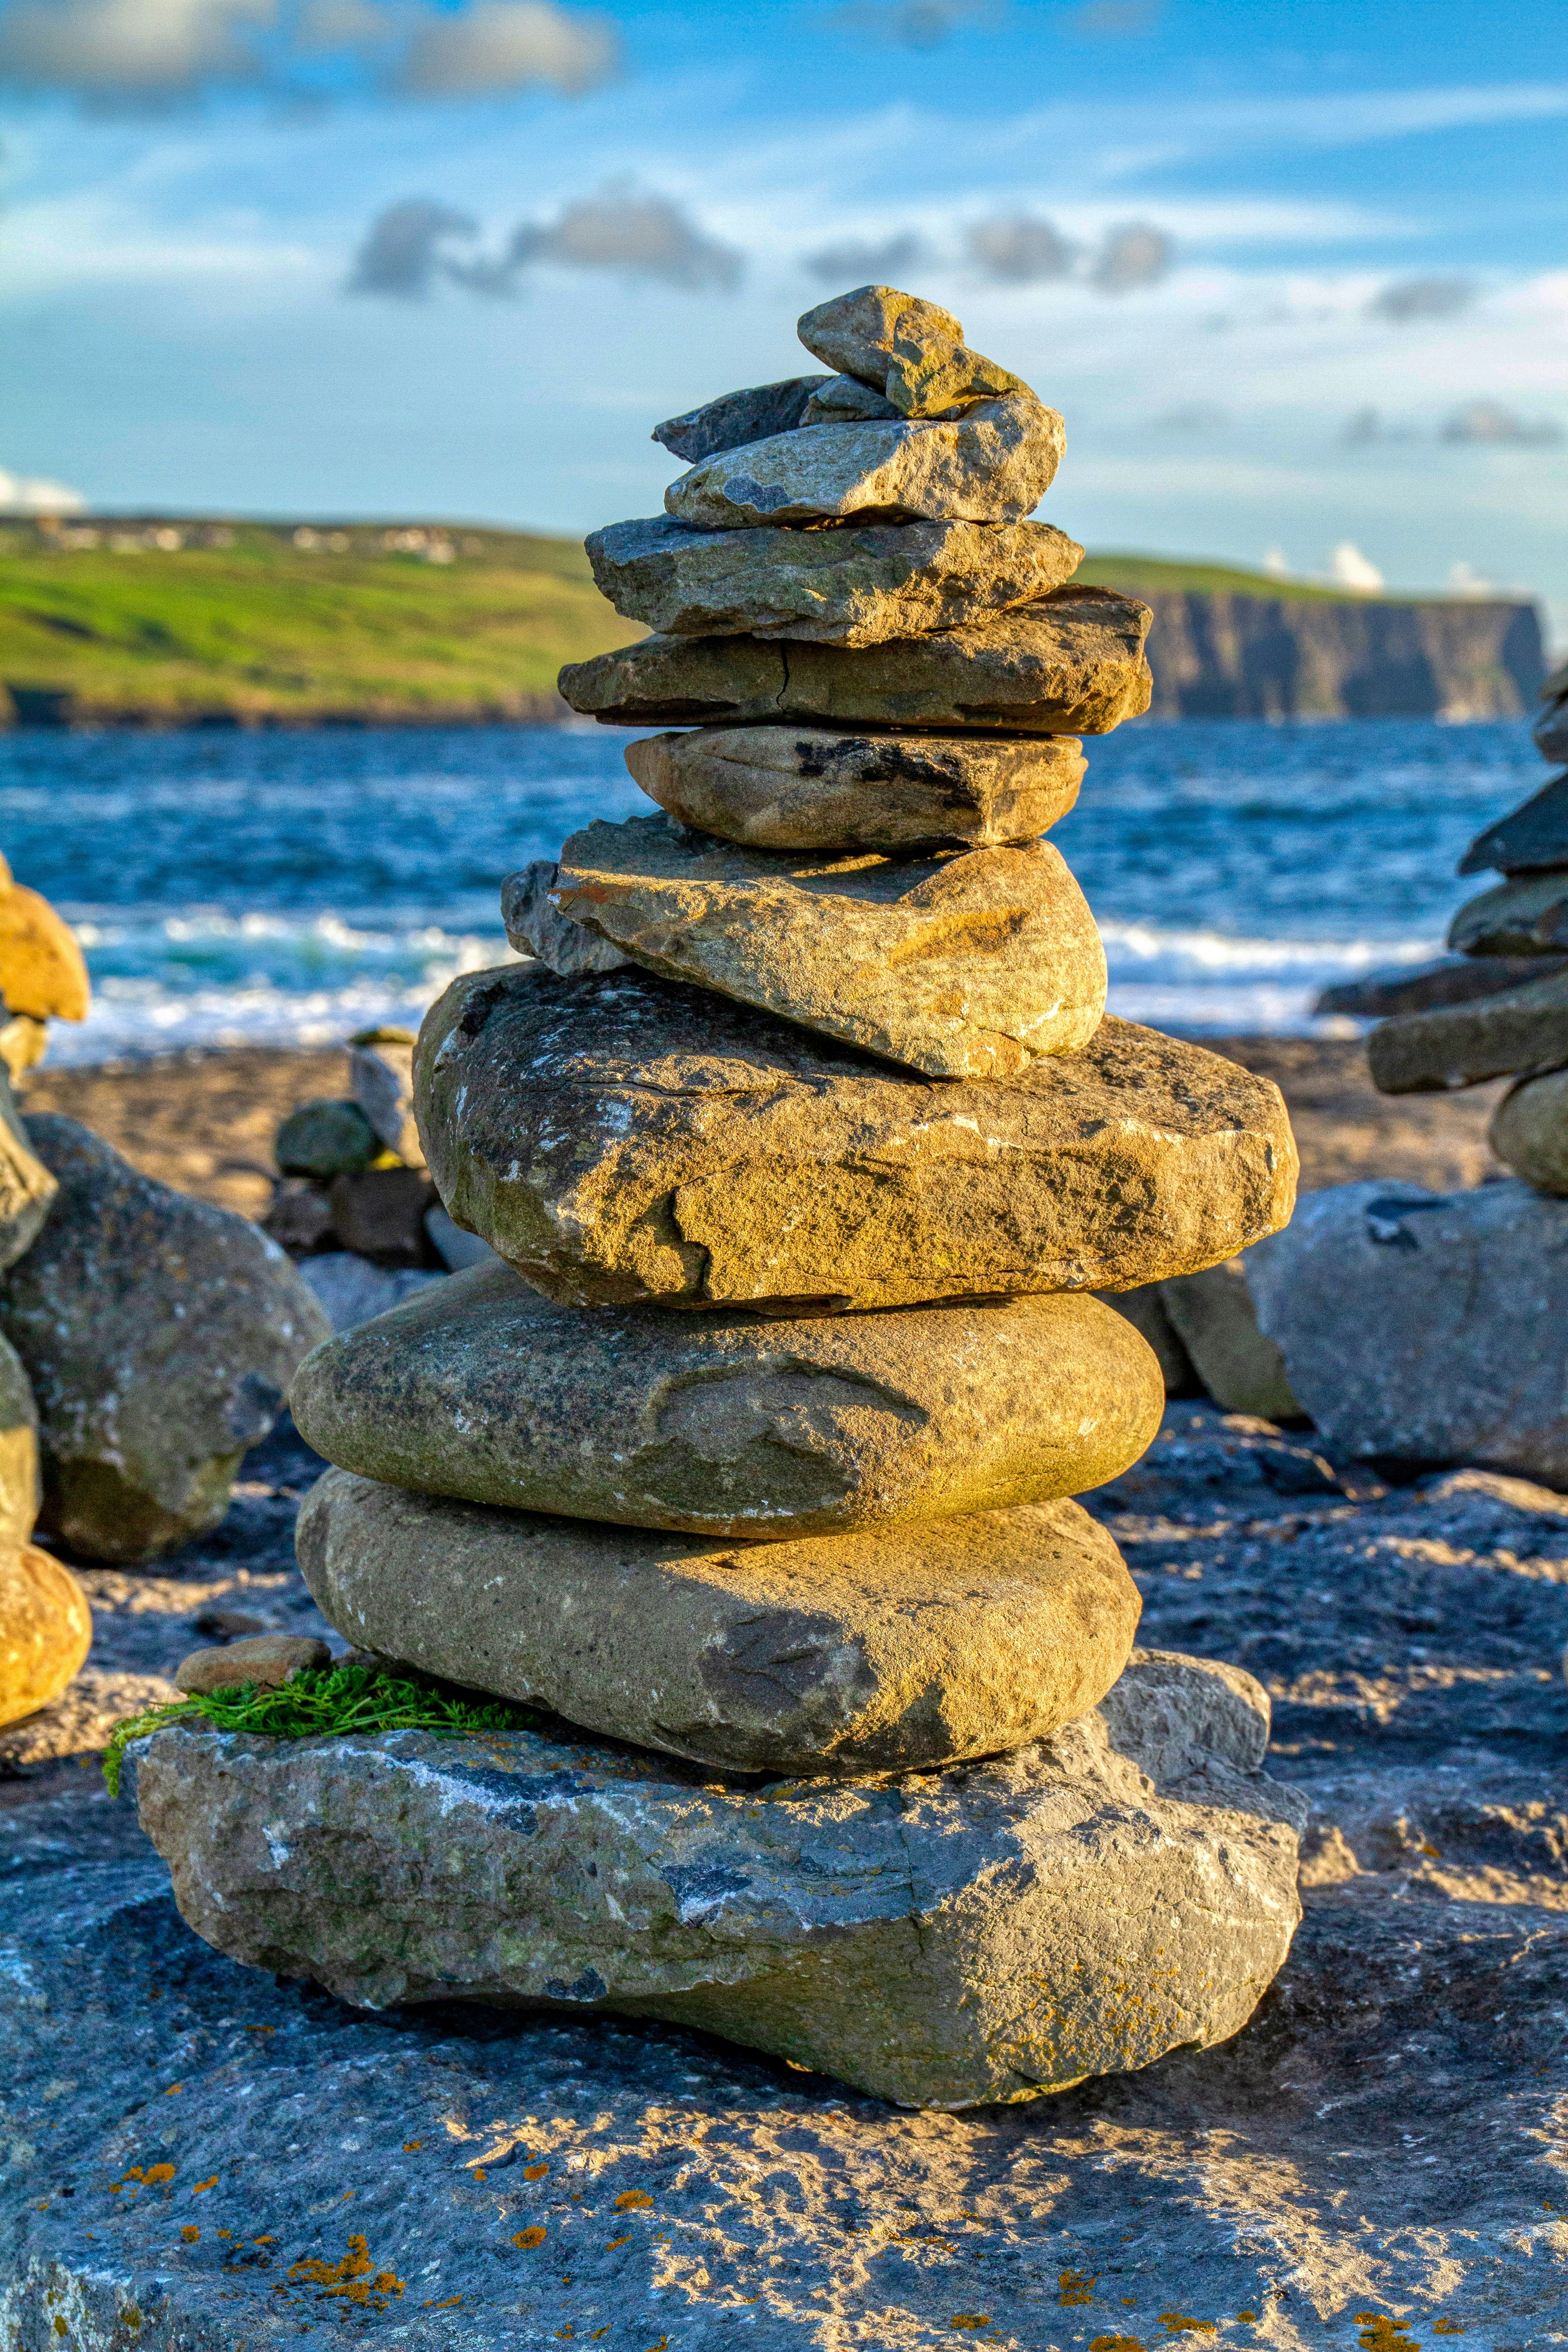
[1246,1176,1568,1481]
[416,962,1298,1311]
[554,818,1107,1077]
[289,1264,1165,1541]
[295,1470,1145,1775]
[131,1648,1301,2110]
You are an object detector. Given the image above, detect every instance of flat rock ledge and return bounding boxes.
[132,1649,1303,2111]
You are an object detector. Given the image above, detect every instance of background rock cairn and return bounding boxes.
[142,286,1307,2110]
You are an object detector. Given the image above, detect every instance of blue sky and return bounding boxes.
[3,0,1568,628]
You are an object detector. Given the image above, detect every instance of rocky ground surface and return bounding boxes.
[5,1402,1568,2345]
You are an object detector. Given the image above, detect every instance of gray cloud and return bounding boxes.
[1090,220,1172,292]
[350,185,743,301]
[801,232,929,285]
[966,213,1077,284]
[820,0,993,49]
[1152,402,1227,432]
[1442,401,1563,448]
[0,0,619,107]
[1368,275,1477,323]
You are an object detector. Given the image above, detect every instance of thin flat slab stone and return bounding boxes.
[288,1263,1164,1539]
[1368,968,1568,1094]
[499,859,630,974]
[1314,951,1568,1020]
[296,1470,1144,1775]
[625,723,1084,851]
[651,376,831,463]
[1459,771,1568,875]
[664,392,1064,531]
[135,1650,1303,2109]
[552,817,1107,1078]
[1448,870,1568,956]
[559,590,1152,736]
[586,515,1084,647]
[415,963,1298,1311]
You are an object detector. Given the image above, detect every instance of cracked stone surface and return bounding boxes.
[7,1405,1568,2343]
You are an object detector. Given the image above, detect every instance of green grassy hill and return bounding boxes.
[1077,552,1389,602]
[0,517,640,725]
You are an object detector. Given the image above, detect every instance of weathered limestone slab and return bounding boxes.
[499,859,630,974]
[134,1648,1302,2108]
[1368,967,1568,1092]
[415,963,1298,1311]
[289,1262,1163,1538]
[1490,1067,1568,1194]
[664,393,1065,531]
[801,374,900,423]
[626,723,1085,851]
[1448,869,1568,956]
[586,515,1084,646]
[1247,1177,1568,1482]
[553,817,1107,1077]
[652,375,831,463]
[0,1544,90,1729]
[796,285,1026,419]
[297,1470,1143,1776]
[0,1117,330,1563]
[1160,1257,1301,1422]
[559,590,1152,735]
[1459,771,1568,875]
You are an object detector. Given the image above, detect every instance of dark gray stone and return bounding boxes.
[1459,768,1568,875]
[650,376,831,462]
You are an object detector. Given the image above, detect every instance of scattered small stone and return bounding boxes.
[325,1167,437,1267]
[173,1633,332,1696]
[1314,950,1568,1020]
[274,1098,379,1178]
[0,1665,178,1771]
[261,1176,339,1256]
[296,1253,444,1334]
[422,1203,499,1273]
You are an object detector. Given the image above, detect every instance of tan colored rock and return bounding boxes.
[0,1330,39,1545]
[0,1015,47,1087]
[626,724,1085,851]
[553,817,1106,1078]
[1368,968,1568,1093]
[0,1544,91,1730]
[290,1263,1164,1539]
[298,1468,1141,1775]
[416,964,1298,1312]
[559,590,1152,736]
[349,1028,423,1167]
[1490,1067,1568,1194]
[664,392,1065,531]
[174,1633,331,1696]
[136,1649,1303,2107]
[1448,871,1568,957]
[586,515,1084,646]
[652,376,831,463]
[795,285,1025,418]
[0,865,89,1023]
[1160,1258,1301,1421]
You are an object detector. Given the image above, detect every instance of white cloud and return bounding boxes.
[392,1,617,98]
[1328,540,1385,591]
[0,0,274,105]
[0,465,86,511]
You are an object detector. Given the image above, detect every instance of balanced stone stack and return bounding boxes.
[1368,653,1568,1192]
[143,287,1306,2110]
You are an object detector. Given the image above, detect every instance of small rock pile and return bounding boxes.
[144,286,1307,2108]
[1368,654,1568,1170]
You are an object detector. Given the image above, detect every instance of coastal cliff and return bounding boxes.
[1079,557,1546,720]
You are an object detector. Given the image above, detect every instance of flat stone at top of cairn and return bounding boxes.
[416,963,1298,1312]
[288,1261,1164,1539]
[1458,768,1568,877]
[552,817,1106,1078]
[624,725,1085,852]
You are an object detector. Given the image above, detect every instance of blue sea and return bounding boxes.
[12,715,1548,1066]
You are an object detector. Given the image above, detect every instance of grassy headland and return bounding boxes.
[0,516,1468,728]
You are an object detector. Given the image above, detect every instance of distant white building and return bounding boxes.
[0,468,86,515]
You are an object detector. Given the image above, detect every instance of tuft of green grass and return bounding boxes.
[102,1662,541,1796]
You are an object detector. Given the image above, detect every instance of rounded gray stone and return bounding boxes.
[288,1262,1165,1538]
[274,1098,379,1179]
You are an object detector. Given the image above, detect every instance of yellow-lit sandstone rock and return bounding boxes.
[0,1544,91,1729]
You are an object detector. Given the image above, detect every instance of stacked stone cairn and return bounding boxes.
[144,288,1308,2109]
[1368,652,1568,1192]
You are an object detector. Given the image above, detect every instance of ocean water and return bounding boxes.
[10,715,1548,1067]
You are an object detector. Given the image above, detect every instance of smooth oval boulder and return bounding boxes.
[135,1650,1303,2108]
[0,1544,91,1728]
[663,391,1065,531]
[289,1263,1164,1537]
[625,724,1085,851]
[415,963,1298,1312]
[297,1466,1142,1775]
[552,817,1107,1078]
[1490,1067,1568,1194]
[586,515,1085,647]
[0,871,90,1022]
[0,1117,332,1564]
[274,1098,380,1179]
[559,590,1152,736]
